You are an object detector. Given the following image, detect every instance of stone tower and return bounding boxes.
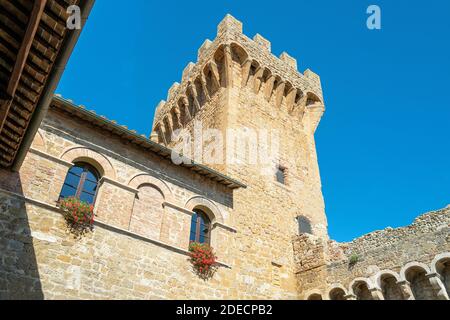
[151,14,327,298]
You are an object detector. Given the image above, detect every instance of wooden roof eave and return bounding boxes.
[51,96,247,190]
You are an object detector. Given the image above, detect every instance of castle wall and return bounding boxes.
[293,206,450,300]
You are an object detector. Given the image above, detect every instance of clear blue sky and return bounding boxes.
[57,0,450,242]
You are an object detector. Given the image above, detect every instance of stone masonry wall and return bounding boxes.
[294,206,450,299]
[0,106,246,299]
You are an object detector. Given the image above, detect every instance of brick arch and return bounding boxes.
[184,196,224,224]
[60,147,116,179]
[31,129,46,151]
[127,173,174,203]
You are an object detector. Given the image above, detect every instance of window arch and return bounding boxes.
[59,162,100,205]
[189,208,211,244]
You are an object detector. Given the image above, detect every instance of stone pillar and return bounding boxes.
[427,273,450,300]
[397,280,415,300]
[370,288,384,300]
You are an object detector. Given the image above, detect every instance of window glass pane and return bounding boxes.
[64,172,81,188]
[60,184,77,199]
[79,192,95,205]
[190,213,198,242]
[85,170,98,182]
[82,180,98,194]
[69,166,84,176]
[195,211,210,244]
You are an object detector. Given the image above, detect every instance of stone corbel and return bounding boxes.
[172,106,182,128]
[253,66,264,94]
[263,75,276,101]
[292,95,308,118]
[187,84,201,113]
[164,116,173,137]
[200,73,211,101]
[207,61,221,90]
[284,87,297,111]
[157,124,168,145]
[179,95,192,121]
[223,44,233,88]
[274,81,286,108]
[241,59,252,87]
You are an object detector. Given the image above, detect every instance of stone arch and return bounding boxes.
[431,253,450,296]
[328,284,347,300]
[203,63,220,96]
[349,278,374,300]
[184,196,224,224]
[31,129,46,151]
[305,91,323,106]
[400,262,436,300]
[304,289,323,300]
[375,270,404,300]
[400,262,431,281]
[128,173,174,203]
[242,59,261,89]
[60,147,116,179]
[129,184,165,240]
[230,42,248,65]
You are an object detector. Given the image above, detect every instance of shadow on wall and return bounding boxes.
[0,170,44,300]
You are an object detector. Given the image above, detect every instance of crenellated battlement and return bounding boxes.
[151,14,325,145]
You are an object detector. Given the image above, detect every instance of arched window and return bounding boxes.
[59,162,100,205]
[189,209,211,244]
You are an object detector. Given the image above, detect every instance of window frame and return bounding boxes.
[59,162,100,205]
[189,209,211,245]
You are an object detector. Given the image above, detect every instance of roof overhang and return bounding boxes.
[51,96,247,190]
[0,0,95,170]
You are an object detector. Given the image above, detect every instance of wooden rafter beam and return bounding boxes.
[0,0,47,133]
